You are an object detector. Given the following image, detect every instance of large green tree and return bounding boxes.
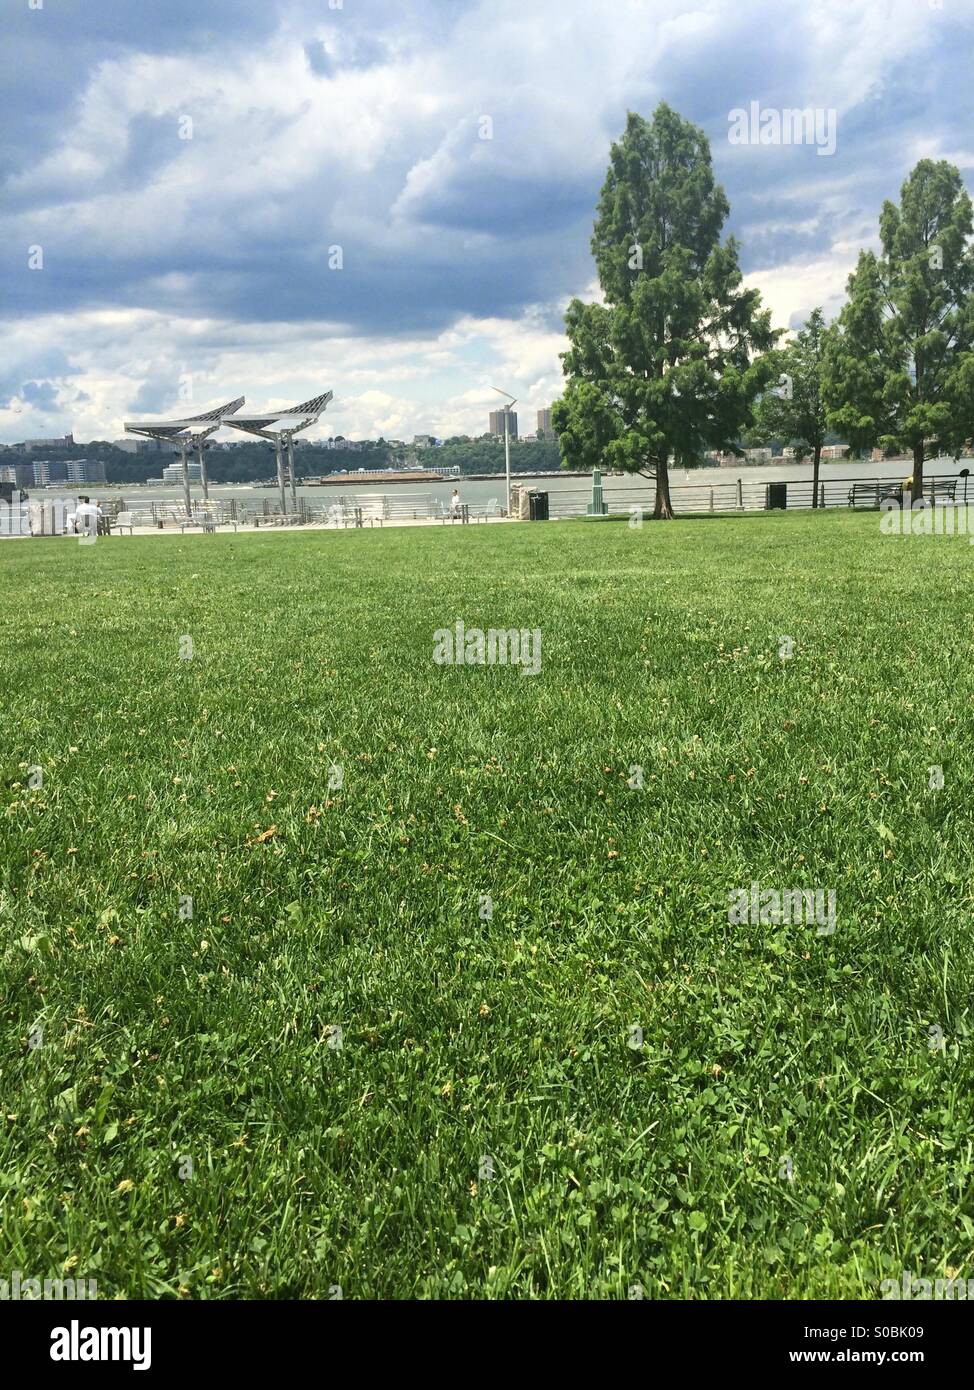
[753,307,829,507]
[823,159,974,500]
[552,104,776,518]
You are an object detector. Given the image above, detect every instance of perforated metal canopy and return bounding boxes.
[124,396,245,443]
[223,392,333,440]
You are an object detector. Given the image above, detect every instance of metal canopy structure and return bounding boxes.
[222,392,333,513]
[124,397,245,516]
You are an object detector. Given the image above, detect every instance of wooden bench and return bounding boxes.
[848,478,958,509]
[848,482,903,509]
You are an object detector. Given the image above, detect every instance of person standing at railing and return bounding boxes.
[449,488,461,521]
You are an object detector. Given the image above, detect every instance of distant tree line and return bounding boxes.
[1,436,564,486]
[429,439,562,474]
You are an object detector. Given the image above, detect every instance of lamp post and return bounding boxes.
[490,386,517,517]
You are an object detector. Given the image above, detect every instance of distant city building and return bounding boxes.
[22,433,74,451]
[489,408,518,440]
[65,459,106,484]
[1,458,103,486]
[821,444,848,460]
[0,463,34,487]
[537,408,557,440]
[413,434,436,448]
[745,447,773,464]
[113,437,177,454]
[162,461,203,484]
[32,460,68,485]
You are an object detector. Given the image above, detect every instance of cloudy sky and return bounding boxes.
[2,0,972,444]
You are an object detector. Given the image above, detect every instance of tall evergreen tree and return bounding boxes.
[552,104,776,518]
[823,159,974,499]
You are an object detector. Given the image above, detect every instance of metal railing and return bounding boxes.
[190,493,437,525]
[545,473,969,519]
[8,473,969,538]
[0,502,30,536]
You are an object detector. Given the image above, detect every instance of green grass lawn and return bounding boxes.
[2,510,973,1299]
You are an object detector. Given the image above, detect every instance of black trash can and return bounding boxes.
[766,482,787,510]
[529,491,549,521]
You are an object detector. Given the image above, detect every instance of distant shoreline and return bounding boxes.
[70,470,601,490]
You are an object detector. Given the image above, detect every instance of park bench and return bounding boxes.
[323,505,383,527]
[928,477,959,503]
[848,478,958,509]
[464,500,501,523]
[114,508,162,532]
[179,515,238,533]
[440,504,471,524]
[848,481,903,509]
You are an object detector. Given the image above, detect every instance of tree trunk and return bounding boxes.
[812,444,822,509]
[653,458,675,519]
[911,443,924,507]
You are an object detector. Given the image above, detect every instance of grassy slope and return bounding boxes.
[1,511,973,1299]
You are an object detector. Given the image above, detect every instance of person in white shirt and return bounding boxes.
[449,488,461,520]
[75,498,102,541]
